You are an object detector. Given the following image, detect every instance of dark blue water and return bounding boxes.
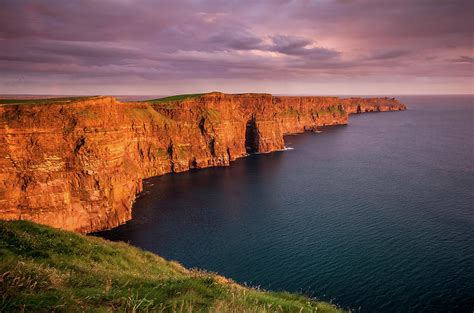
[97,95,474,312]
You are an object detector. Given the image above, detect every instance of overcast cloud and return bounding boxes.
[0,0,472,95]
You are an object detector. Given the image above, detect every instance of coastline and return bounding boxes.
[0,92,406,233]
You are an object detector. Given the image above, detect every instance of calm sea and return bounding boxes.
[96,95,474,313]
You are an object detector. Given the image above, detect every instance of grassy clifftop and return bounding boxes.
[144,93,205,104]
[0,96,99,106]
[0,221,344,312]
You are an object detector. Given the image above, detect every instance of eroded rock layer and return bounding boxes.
[0,93,406,232]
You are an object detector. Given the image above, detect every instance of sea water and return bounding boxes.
[97,95,474,312]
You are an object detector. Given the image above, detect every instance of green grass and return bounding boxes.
[0,96,98,106]
[0,220,345,312]
[144,93,205,105]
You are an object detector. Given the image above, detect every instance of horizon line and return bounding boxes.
[1,93,473,97]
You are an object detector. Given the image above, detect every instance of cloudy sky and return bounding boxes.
[0,0,473,95]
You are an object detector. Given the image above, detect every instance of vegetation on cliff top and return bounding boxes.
[144,93,205,104]
[0,96,99,106]
[0,220,344,312]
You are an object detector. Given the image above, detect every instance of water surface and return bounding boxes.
[97,95,474,312]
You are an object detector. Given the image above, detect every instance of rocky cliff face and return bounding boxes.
[0,93,406,232]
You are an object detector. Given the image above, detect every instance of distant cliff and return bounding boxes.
[0,92,406,232]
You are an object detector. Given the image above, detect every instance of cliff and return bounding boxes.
[0,93,406,232]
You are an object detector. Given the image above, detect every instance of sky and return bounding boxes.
[0,0,473,95]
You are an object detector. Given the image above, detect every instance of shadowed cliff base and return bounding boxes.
[0,92,406,233]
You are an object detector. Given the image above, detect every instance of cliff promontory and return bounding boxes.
[0,93,406,232]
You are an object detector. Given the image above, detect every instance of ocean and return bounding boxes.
[96,95,474,312]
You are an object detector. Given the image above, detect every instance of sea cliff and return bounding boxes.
[0,92,406,232]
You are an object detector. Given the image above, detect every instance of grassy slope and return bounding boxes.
[0,96,97,106]
[0,221,344,312]
[144,93,205,104]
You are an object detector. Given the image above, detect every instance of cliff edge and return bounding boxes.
[0,93,406,232]
[0,220,344,312]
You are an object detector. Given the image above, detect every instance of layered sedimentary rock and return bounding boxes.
[0,93,406,232]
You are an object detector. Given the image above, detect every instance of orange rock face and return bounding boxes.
[0,93,406,232]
